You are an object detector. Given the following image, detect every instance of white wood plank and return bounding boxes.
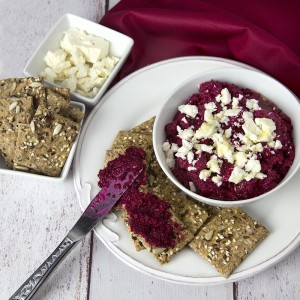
[236,246,300,300]
[0,172,91,299]
[0,0,106,299]
[89,235,234,300]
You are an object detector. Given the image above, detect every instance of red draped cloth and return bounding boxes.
[100,0,300,98]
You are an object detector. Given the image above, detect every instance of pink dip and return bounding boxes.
[165,80,295,200]
[98,147,181,248]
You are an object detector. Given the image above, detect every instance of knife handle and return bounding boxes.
[9,236,77,300]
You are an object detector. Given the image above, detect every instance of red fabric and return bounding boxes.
[100,0,300,98]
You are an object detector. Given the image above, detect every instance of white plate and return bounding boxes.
[73,56,300,285]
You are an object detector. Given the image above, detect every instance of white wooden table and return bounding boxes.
[0,1,299,299]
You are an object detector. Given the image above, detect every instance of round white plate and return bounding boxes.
[73,56,300,285]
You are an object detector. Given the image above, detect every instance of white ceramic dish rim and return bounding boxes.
[23,13,134,106]
[73,56,300,285]
[153,68,300,207]
[0,101,85,182]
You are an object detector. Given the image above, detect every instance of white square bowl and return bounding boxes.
[0,101,85,182]
[24,14,134,107]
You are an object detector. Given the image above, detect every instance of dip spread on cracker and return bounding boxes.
[164,80,295,200]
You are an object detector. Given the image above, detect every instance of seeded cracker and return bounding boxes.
[111,131,153,160]
[189,208,269,278]
[49,87,70,100]
[0,97,33,167]
[46,88,84,123]
[121,208,194,264]
[14,106,79,176]
[129,116,155,135]
[0,77,46,108]
[106,118,209,255]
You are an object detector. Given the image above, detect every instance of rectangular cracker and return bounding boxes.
[48,87,70,100]
[0,119,16,168]
[0,97,33,167]
[46,88,84,123]
[129,116,155,135]
[0,77,46,108]
[189,208,269,278]
[14,106,80,176]
[121,206,194,264]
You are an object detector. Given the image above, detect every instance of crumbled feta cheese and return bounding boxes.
[228,166,247,184]
[207,155,221,174]
[187,151,194,164]
[234,151,248,168]
[219,88,232,105]
[166,157,175,168]
[178,104,198,118]
[274,140,283,149]
[41,27,119,98]
[245,159,261,173]
[199,144,214,153]
[171,143,179,152]
[178,128,194,141]
[187,166,197,171]
[199,169,212,181]
[176,139,193,156]
[194,122,217,139]
[204,102,217,111]
[225,128,232,138]
[232,95,242,109]
[212,175,222,187]
[224,108,241,117]
[162,141,171,152]
[246,99,261,111]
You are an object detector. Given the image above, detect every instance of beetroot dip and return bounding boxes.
[98,146,181,248]
[164,80,295,201]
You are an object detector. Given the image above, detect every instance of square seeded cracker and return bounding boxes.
[0,97,33,167]
[121,208,194,264]
[0,77,46,108]
[128,116,155,135]
[46,88,84,123]
[14,106,80,176]
[189,208,269,278]
[48,87,70,100]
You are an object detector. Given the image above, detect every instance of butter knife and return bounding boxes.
[10,168,142,300]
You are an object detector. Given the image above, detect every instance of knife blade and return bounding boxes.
[68,168,142,242]
[10,167,143,300]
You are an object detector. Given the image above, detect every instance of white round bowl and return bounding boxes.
[153,68,300,207]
